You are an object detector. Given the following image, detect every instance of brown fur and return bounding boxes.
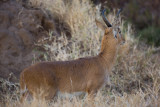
[20,20,125,101]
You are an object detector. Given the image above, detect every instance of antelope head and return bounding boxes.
[96,8,125,48]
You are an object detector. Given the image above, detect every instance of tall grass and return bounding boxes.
[1,0,160,107]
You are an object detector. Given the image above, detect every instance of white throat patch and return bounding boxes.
[113,30,117,39]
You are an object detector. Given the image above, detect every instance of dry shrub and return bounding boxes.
[1,0,160,107]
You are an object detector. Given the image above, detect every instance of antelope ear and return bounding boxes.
[95,19,107,31]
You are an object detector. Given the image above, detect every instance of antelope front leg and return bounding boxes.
[86,90,98,107]
[87,90,97,101]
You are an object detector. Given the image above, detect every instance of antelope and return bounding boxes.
[20,9,125,102]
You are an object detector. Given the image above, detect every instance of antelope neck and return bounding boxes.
[99,43,118,70]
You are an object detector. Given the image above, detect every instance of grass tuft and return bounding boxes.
[0,0,160,106]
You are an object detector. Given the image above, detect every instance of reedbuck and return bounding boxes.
[20,9,125,101]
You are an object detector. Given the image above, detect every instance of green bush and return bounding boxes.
[138,27,160,46]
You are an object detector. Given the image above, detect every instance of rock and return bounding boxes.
[17,28,34,46]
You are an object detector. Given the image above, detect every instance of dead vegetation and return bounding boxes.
[0,0,160,107]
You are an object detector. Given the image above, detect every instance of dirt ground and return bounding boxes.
[0,0,56,82]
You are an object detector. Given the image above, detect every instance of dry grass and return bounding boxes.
[0,0,160,107]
